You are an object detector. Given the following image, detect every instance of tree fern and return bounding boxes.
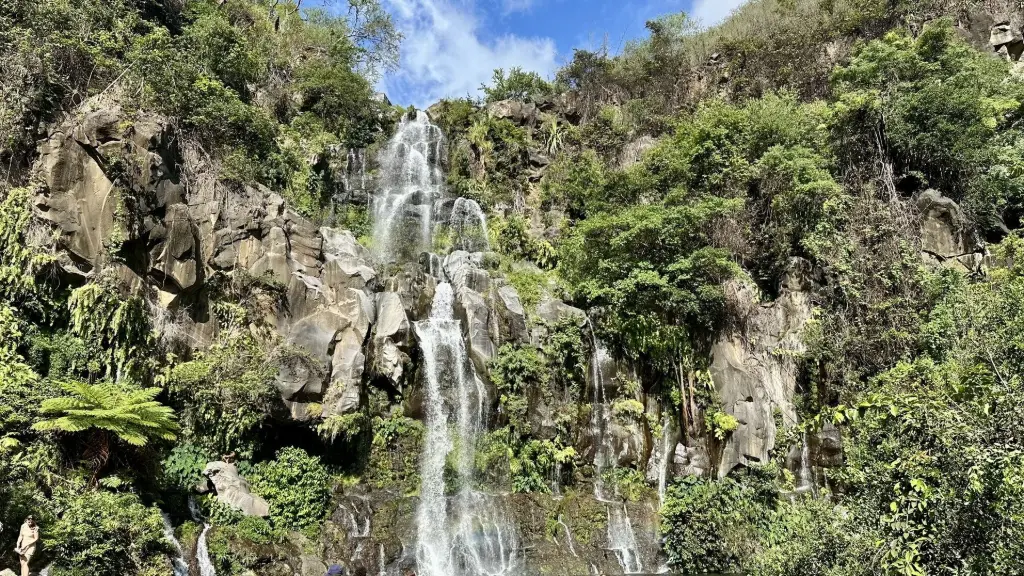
[33,380,178,447]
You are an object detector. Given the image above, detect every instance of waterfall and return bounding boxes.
[607,504,643,574]
[449,197,490,252]
[161,512,190,576]
[795,432,815,495]
[413,283,519,576]
[188,497,216,576]
[655,415,674,507]
[372,111,445,262]
[587,321,644,574]
[556,517,579,558]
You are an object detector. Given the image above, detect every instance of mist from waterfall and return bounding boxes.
[372,111,445,262]
[413,283,519,576]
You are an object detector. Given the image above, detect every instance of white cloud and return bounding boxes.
[501,0,536,14]
[382,0,559,107]
[689,0,748,27]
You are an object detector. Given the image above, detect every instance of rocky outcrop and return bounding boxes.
[370,292,411,388]
[33,103,189,285]
[30,104,382,421]
[710,259,817,477]
[486,99,539,128]
[917,189,986,273]
[201,461,270,517]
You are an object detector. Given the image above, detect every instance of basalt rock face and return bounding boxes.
[26,104,383,422]
[917,189,987,273]
[710,258,818,477]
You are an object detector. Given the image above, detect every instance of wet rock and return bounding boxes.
[812,422,844,469]
[607,418,644,468]
[203,461,270,517]
[453,285,496,375]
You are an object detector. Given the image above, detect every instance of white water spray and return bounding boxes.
[413,283,519,576]
[372,112,445,262]
[161,512,190,576]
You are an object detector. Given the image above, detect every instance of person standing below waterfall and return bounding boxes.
[14,516,38,576]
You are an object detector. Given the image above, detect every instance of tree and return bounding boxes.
[33,380,177,482]
[482,67,552,103]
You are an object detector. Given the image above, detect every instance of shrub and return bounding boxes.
[47,489,172,576]
[249,447,331,531]
[482,67,552,103]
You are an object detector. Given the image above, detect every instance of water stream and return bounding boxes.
[161,512,190,576]
[372,111,445,262]
[189,497,217,576]
[413,283,519,576]
[587,325,644,574]
[794,433,815,495]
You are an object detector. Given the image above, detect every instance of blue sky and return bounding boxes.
[319,0,749,106]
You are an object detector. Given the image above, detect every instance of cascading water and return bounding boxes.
[413,283,519,576]
[654,415,674,507]
[586,322,644,574]
[794,432,815,495]
[607,505,644,574]
[162,512,190,576]
[189,497,217,576]
[372,111,445,262]
[448,197,490,252]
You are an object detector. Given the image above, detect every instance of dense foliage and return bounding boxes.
[5,0,1024,573]
[0,0,398,571]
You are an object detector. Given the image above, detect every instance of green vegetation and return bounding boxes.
[482,67,553,103]
[5,0,1024,573]
[249,447,332,532]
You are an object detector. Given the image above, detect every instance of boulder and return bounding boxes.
[385,262,437,321]
[372,292,411,385]
[673,443,712,478]
[710,259,816,477]
[444,251,491,293]
[203,461,270,517]
[812,422,844,469]
[606,418,644,468]
[917,189,985,273]
[453,286,496,375]
[990,21,1023,52]
[492,283,528,345]
[486,99,539,127]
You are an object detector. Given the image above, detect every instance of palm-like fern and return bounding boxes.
[34,380,178,446]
